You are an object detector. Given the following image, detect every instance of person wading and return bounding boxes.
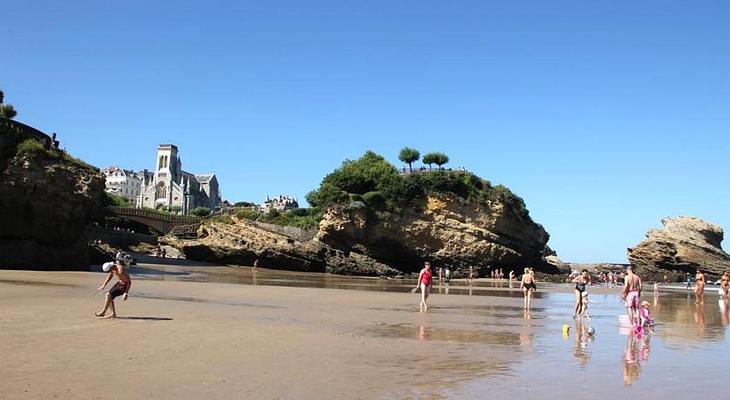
[520,267,537,311]
[416,262,433,312]
[621,266,643,327]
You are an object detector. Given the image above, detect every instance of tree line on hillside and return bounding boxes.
[306,150,529,219]
[398,147,450,172]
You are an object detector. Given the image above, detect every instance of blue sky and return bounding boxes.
[3,1,728,263]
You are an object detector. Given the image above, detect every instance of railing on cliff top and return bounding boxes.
[0,117,53,146]
[108,206,202,224]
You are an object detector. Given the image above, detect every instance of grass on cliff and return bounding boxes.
[16,138,98,173]
[305,151,530,218]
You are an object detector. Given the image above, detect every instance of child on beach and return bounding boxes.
[639,301,654,326]
[94,259,132,319]
[580,291,594,319]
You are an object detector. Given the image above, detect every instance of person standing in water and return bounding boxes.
[94,260,132,319]
[694,269,706,304]
[520,267,536,310]
[416,262,433,311]
[468,265,475,285]
[621,266,642,327]
[720,272,729,300]
[572,269,591,318]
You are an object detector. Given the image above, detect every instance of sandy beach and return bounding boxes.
[2,267,728,399]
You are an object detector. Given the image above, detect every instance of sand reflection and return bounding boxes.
[622,333,651,387]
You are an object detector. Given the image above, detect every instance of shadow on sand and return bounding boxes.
[115,316,173,321]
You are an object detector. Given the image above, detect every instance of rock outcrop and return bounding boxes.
[162,218,401,276]
[628,216,730,277]
[164,193,555,276]
[0,118,106,270]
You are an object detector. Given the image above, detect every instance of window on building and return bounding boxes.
[155,182,167,199]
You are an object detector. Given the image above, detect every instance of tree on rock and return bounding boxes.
[0,89,18,119]
[398,147,420,172]
[422,153,438,170]
[434,152,449,169]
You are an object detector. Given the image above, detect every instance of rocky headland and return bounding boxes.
[628,216,730,278]
[0,117,106,269]
[164,151,555,276]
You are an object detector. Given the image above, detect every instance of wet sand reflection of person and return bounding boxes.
[622,334,639,386]
[520,312,533,349]
[573,319,593,368]
[622,333,651,387]
[694,303,706,336]
[720,298,729,327]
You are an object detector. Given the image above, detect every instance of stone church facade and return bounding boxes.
[137,144,221,214]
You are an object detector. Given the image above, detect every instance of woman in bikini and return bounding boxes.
[416,262,433,312]
[720,272,730,300]
[572,269,591,318]
[694,269,706,304]
[521,267,536,310]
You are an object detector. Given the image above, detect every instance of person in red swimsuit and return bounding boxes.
[417,262,433,312]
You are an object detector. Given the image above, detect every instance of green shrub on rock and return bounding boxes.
[190,206,211,217]
[362,191,386,209]
[306,150,530,218]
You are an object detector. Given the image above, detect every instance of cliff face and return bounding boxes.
[316,195,551,273]
[0,119,106,270]
[628,216,730,276]
[165,194,554,276]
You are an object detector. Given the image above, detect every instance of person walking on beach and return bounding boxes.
[438,267,444,284]
[621,266,642,327]
[94,260,132,319]
[572,269,591,318]
[686,272,692,290]
[520,267,536,310]
[416,262,433,311]
[468,266,475,285]
[694,269,706,304]
[444,266,451,283]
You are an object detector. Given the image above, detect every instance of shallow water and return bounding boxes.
[123,261,540,297]
[124,262,728,397]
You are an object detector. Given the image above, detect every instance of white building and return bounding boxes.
[261,195,299,213]
[101,166,142,203]
[137,144,221,214]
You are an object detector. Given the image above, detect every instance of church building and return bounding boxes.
[137,144,221,214]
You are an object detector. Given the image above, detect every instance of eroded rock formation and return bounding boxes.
[628,216,730,276]
[164,194,555,276]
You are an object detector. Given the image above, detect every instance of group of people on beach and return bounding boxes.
[415,261,658,334]
[415,262,536,311]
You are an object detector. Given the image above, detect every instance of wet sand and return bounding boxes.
[1,265,728,399]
